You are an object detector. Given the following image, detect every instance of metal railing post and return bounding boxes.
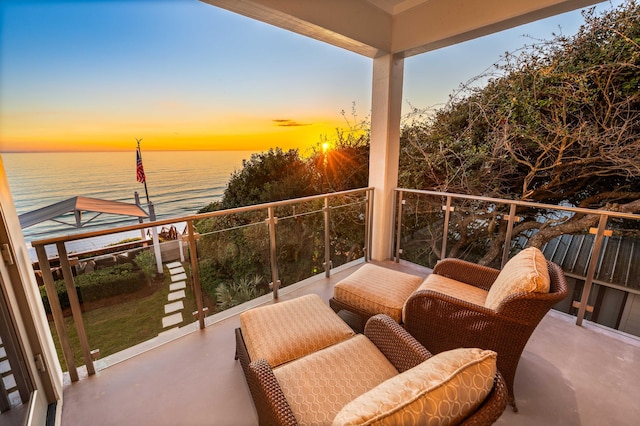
[576,214,609,326]
[365,189,374,261]
[323,197,331,277]
[34,244,79,382]
[440,196,454,261]
[394,190,404,262]
[186,220,205,329]
[501,203,518,268]
[56,242,95,375]
[266,206,280,298]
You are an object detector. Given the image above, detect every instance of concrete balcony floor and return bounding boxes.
[60,260,640,426]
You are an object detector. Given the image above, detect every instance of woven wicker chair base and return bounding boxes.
[329,259,568,412]
[236,314,508,425]
[403,260,569,412]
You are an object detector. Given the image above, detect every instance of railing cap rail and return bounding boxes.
[395,188,640,221]
[31,187,373,247]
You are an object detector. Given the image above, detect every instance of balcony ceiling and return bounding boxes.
[201,0,602,58]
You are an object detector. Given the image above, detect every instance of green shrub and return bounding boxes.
[133,249,157,282]
[40,263,146,314]
[215,275,265,311]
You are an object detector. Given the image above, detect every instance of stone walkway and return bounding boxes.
[161,262,187,329]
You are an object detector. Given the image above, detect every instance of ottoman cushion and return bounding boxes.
[240,294,355,368]
[333,264,423,322]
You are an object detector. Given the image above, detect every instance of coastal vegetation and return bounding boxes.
[398,0,640,266]
[40,263,145,314]
[194,116,369,309]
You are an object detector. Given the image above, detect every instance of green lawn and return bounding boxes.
[48,265,198,370]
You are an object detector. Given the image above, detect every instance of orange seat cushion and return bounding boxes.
[273,334,398,425]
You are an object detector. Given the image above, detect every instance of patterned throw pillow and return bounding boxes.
[332,348,497,426]
[484,247,550,311]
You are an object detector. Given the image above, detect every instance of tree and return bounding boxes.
[307,106,370,193]
[399,1,640,266]
[194,116,371,300]
[221,148,315,209]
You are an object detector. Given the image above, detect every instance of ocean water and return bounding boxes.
[2,151,254,246]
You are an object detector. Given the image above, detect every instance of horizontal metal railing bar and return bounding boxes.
[32,239,154,265]
[329,200,367,210]
[199,220,264,237]
[396,188,640,221]
[279,209,323,221]
[31,188,373,247]
[563,271,640,296]
[279,199,367,221]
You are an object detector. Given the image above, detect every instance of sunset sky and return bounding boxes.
[0,0,624,154]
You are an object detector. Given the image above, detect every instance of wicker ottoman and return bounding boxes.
[330,263,424,325]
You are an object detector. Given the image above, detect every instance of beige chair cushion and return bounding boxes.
[417,274,489,306]
[334,264,424,322]
[240,294,354,368]
[273,334,399,426]
[332,348,497,426]
[485,247,550,310]
[402,274,489,323]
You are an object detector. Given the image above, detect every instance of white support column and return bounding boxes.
[369,53,404,261]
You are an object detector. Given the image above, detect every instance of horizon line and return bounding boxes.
[0,148,277,154]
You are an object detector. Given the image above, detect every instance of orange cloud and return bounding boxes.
[273,119,312,127]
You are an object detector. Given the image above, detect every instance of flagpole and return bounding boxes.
[136,138,151,205]
[136,138,162,275]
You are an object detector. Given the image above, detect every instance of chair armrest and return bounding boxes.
[237,328,297,426]
[403,289,506,354]
[364,314,432,372]
[248,359,298,426]
[433,258,500,291]
[461,371,508,425]
[406,289,497,319]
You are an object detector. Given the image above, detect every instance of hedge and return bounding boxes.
[40,263,146,314]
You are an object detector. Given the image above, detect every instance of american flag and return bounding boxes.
[136,148,146,183]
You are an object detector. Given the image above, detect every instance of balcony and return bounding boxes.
[57,260,640,425]
[10,188,639,425]
[3,1,623,423]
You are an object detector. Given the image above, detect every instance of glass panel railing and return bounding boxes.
[275,200,324,287]
[31,187,372,380]
[395,188,640,339]
[329,192,367,269]
[396,192,445,269]
[36,225,199,371]
[193,209,271,314]
[444,198,508,268]
[541,219,640,335]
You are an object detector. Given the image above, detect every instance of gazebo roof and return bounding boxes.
[18,196,149,229]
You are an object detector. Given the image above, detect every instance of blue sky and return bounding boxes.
[0,0,625,152]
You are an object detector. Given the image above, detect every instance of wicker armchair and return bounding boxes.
[236,314,508,425]
[403,258,568,412]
